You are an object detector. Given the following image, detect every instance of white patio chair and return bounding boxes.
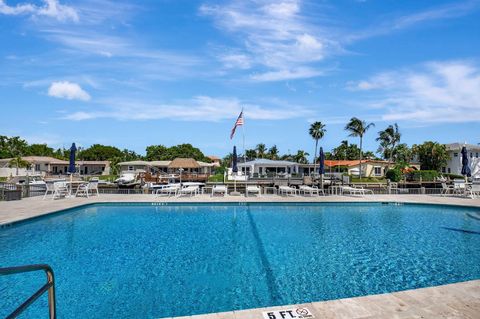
[43,182,55,200]
[278,185,297,196]
[246,185,261,197]
[453,179,466,196]
[467,183,480,199]
[52,182,68,200]
[211,185,227,197]
[441,182,454,196]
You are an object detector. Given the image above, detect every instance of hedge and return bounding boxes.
[406,170,439,181]
[385,169,402,182]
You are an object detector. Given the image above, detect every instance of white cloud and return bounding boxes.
[251,67,323,82]
[0,0,78,22]
[48,81,91,101]
[348,1,480,42]
[351,61,480,123]
[62,95,313,122]
[200,0,334,81]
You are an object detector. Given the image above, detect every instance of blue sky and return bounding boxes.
[1,0,479,158]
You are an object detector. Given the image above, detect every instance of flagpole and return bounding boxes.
[241,108,247,196]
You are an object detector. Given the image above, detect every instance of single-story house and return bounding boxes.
[0,156,110,177]
[117,158,216,175]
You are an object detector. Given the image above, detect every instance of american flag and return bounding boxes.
[230,110,244,139]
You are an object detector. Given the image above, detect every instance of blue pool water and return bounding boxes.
[1,202,480,318]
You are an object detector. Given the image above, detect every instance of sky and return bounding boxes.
[0,0,479,159]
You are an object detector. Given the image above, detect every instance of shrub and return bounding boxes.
[444,173,464,180]
[208,174,224,183]
[385,169,402,182]
[406,170,439,181]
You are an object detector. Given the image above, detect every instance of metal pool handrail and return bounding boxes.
[0,264,56,319]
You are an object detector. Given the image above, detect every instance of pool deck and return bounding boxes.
[1,194,480,318]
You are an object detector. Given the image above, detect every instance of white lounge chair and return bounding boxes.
[299,185,324,196]
[178,185,199,197]
[211,185,227,197]
[278,185,297,196]
[342,186,373,196]
[246,185,261,197]
[156,184,180,197]
[453,179,466,196]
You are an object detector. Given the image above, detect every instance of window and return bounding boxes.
[373,166,382,176]
[448,168,451,173]
[453,152,458,157]
[128,166,134,171]
[476,153,479,158]
[35,164,41,171]
[471,153,473,158]
[442,167,446,173]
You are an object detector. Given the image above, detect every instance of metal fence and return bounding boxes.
[0,183,446,200]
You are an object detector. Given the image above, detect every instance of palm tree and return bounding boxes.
[268,145,279,160]
[245,149,257,161]
[9,157,30,176]
[376,123,401,166]
[255,143,267,158]
[344,117,375,180]
[294,150,310,164]
[308,121,326,173]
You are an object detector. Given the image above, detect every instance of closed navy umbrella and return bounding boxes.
[232,146,238,193]
[232,146,238,173]
[68,143,77,174]
[318,147,325,175]
[461,146,471,177]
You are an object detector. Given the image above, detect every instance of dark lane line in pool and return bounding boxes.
[245,206,283,306]
[441,227,480,235]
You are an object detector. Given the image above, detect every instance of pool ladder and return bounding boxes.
[0,264,56,319]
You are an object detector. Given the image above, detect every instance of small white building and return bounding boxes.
[443,143,480,178]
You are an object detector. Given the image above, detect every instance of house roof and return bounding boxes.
[324,159,390,167]
[168,158,200,169]
[207,155,221,161]
[445,143,480,151]
[238,159,298,166]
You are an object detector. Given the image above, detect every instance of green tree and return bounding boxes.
[267,145,279,160]
[376,123,401,165]
[78,144,124,161]
[294,150,310,164]
[27,144,55,157]
[345,117,375,180]
[393,143,412,164]
[412,141,449,171]
[0,136,28,159]
[245,149,257,160]
[255,143,267,158]
[145,145,169,161]
[308,121,326,172]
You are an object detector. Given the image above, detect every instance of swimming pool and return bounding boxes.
[1,202,480,318]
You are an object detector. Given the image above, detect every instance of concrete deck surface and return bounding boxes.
[1,194,479,318]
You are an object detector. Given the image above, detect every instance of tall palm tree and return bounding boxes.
[268,145,279,160]
[294,150,310,164]
[344,117,375,180]
[309,121,326,173]
[255,143,267,158]
[376,123,401,166]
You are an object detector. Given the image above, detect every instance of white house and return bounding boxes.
[443,143,480,179]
